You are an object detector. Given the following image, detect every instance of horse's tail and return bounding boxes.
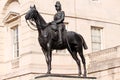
[82,38,88,50]
[79,35,88,50]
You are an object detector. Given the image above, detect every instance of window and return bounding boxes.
[12,26,19,58]
[91,26,102,52]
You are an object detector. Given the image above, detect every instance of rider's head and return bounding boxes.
[55,1,61,11]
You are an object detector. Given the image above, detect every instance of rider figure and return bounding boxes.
[51,1,65,44]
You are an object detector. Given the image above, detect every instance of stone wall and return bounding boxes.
[88,45,120,80]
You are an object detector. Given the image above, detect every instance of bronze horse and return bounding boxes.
[25,5,88,77]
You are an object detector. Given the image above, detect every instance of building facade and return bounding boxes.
[0,0,120,80]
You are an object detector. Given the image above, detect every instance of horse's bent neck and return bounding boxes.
[34,11,47,30]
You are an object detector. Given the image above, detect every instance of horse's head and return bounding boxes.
[25,5,38,20]
[25,5,47,30]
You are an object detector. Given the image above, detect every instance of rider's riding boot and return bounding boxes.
[58,29,62,44]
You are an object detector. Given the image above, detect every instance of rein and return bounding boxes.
[26,20,37,31]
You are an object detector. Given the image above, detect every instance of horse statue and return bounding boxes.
[25,5,88,77]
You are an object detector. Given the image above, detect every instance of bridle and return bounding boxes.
[25,9,38,31]
[26,19,37,31]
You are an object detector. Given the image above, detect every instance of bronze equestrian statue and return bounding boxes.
[25,2,88,77]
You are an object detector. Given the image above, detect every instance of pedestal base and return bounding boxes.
[31,74,96,80]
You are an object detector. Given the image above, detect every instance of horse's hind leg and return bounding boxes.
[68,48,82,76]
[78,47,87,77]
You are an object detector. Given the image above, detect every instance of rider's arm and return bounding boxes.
[55,11,65,24]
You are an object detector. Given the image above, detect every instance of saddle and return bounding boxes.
[48,22,66,45]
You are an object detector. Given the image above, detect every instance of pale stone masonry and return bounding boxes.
[0,0,120,80]
[88,45,120,80]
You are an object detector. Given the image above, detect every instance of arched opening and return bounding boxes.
[3,0,20,15]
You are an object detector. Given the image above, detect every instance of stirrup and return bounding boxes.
[58,40,62,44]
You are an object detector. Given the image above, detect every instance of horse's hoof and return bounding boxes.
[78,73,82,76]
[83,74,87,77]
[46,72,51,74]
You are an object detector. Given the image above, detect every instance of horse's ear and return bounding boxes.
[33,5,36,9]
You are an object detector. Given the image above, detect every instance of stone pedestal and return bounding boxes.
[30,74,96,80]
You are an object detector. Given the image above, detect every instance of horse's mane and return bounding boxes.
[34,9,47,28]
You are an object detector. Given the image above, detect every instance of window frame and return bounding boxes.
[11,25,19,58]
[91,26,103,52]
